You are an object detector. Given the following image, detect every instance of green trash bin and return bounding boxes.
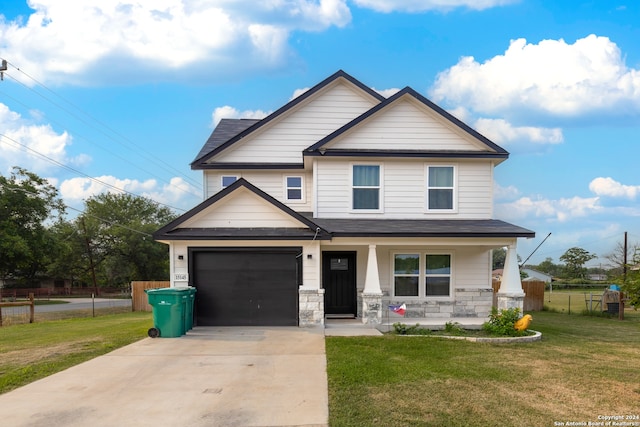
[177,286,196,331]
[145,288,189,338]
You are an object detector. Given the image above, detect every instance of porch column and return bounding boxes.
[362,244,383,325]
[497,242,525,313]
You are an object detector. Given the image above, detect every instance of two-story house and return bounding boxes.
[154,70,535,327]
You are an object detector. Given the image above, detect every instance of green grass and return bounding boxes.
[326,311,640,427]
[0,311,152,394]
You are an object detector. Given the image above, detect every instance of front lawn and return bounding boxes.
[0,312,152,394]
[326,311,640,426]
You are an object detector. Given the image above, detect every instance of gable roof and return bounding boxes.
[153,178,331,241]
[304,87,509,160]
[191,70,386,169]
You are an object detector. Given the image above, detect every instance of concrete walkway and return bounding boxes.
[0,327,328,427]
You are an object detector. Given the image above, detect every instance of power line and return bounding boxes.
[0,133,187,213]
[0,181,153,237]
[0,84,202,199]
[0,58,203,191]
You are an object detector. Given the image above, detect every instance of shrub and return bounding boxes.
[482,307,528,337]
[444,321,465,335]
[392,322,431,335]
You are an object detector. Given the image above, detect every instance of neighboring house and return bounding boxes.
[154,70,535,327]
[521,268,553,283]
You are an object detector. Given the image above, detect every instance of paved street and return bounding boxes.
[34,298,132,313]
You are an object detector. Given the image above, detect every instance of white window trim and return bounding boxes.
[221,175,238,189]
[391,251,454,299]
[350,163,384,213]
[284,175,305,203]
[425,164,457,213]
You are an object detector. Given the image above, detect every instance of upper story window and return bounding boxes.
[427,166,455,211]
[221,175,237,188]
[352,164,381,211]
[285,176,303,201]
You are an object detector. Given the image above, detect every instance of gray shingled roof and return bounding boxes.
[306,217,534,238]
[193,118,260,164]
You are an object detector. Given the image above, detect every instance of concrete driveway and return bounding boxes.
[0,327,328,427]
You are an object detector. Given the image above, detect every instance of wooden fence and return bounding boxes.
[131,281,170,312]
[492,280,546,311]
[0,293,34,326]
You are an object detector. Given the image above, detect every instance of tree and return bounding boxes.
[532,257,564,278]
[77,193,177,287]
[492,248,506,270]
[559,247,596,279]
[0,167,65,286]
[621,249,640,309]
[605,240,640,277]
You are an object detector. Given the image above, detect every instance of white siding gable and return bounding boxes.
[323,95,493,152]
[182,188,307,228]
[206,80,380,164]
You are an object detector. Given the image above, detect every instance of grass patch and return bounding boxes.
[0,311,152,394]
[326,311,640,426]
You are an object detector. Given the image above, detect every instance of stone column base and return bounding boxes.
[496,292,525,313]
[299,288,325,326]
[361,292,383,325]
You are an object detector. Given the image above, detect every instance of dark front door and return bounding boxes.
[323,252,356,316]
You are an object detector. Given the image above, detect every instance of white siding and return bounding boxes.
[204,170,314,211]
[208,82,379,164]
[453,247,492,289]
[182,188,307,228]
[327,97,490,152]
[315,159,492,219]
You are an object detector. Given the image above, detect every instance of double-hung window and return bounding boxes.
[425,254,451,296]
[393,253,452,298]
[393,254,420,296]
[352,165,380,210]
[285,176,303,201]
[427,166,455,211]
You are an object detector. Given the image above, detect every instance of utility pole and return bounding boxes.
[623,231,628,283]
[81,217,99,297]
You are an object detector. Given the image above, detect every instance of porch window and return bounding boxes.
[352,165,380,210]
[221,175,237,188]
[394,254,419,296]
[427,166,455,210]
[285,176,303,201]
[425,254,451,296]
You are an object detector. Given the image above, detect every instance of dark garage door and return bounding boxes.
[191,248,300,326]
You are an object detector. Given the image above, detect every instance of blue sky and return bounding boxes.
[1,0,639,267]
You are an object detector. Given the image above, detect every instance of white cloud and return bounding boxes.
[474,118,563,145]
[496,195,601,222]
[431,35,640,118]
[494,182,520,201]
[589,177,640,199]
[211,106,270,127]
[0,1,352,85]
[59,175,199,210]
[373,87,401,98]
[0,102,87,174]
[353,0,517,13]
[290,87,311,100]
